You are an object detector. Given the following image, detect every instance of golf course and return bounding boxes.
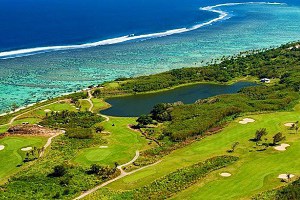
[84,102,300,199]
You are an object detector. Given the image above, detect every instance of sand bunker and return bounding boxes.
[274,143,290,151]
[284,123,295,127]
[0,145,5,151]
[44,109,51,113]
[220,172,232,177]
[99,146,108,148]
[239,118,255,124]
[278,174,295,179]
[21,147,33,151]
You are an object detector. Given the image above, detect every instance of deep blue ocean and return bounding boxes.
[1,0,299,53]
[0,0,300,113]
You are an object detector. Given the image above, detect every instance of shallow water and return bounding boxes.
[101,82,256,117]
[0,1,300,113]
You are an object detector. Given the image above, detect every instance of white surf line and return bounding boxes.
[0,2,284,60]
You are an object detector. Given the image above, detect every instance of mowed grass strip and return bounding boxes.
[73,117,149,167]
[87,103,300,199]
[111,156,238,200]
[0,136,47,183]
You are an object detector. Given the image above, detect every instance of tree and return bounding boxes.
[254,128,268,141]
[95,125,104,133]
[51,165,67,177]
[89,164,102,174]
[92,89,102,97]
[273,132,285,145]
[150,103,171,122]
[231,142,239,152]
[136,115,153,126]
[228,142,239,153]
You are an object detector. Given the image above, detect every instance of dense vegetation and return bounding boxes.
[40,111,104,139]
[100,156,238,200]
[97,42,300,95]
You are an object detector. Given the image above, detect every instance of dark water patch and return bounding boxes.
[101,82,257,117]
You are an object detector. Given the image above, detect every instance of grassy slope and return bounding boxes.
[0,136,47,183]
[91,98,110,113]
[73,117,151,167]
[86,103,300,200]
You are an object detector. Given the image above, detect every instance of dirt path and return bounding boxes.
[39,130,65,157]
[0,100,64,127]
[86,90,94,112]
[85,90,110,122]
[74,151,161,200]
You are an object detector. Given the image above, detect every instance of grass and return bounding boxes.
[73,117,151,167]
[86,103,300,200]
[25,101,77,119]
[0,125,8,134]
[0,136,47,183]
[79,100,91,111]
[91,98,110,113]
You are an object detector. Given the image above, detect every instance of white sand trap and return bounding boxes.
[0,145,5,151]
[274,143,290,151]
[239,118,255,124]
[278,174,295,179]
[284,123,295,127]
[21,147,33,151]
[99,146,108,148]
[44,109,51,113]
[220,172,232,177]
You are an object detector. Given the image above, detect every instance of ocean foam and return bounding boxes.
[0,2,285,59]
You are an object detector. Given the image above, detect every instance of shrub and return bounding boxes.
[50,165,67,177]
[66,128,93,139]
[136,115,153,126]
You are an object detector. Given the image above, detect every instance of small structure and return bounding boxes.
[260,78,270,83]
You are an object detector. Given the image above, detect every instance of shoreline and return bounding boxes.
[102,76,259,100]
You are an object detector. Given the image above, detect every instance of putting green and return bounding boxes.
[73,117,150,167]
[86,103,300,199]
[0,136,47,183]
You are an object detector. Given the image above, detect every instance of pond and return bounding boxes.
[101,82,257,117]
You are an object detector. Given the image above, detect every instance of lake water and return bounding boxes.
[101,82,256,117]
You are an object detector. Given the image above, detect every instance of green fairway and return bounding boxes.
[73,117,150,167]
[12,117,42,125]
[0,125,8,134]
[86,103,300,199]
[0,136,47,183]
[27,101,77,118]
